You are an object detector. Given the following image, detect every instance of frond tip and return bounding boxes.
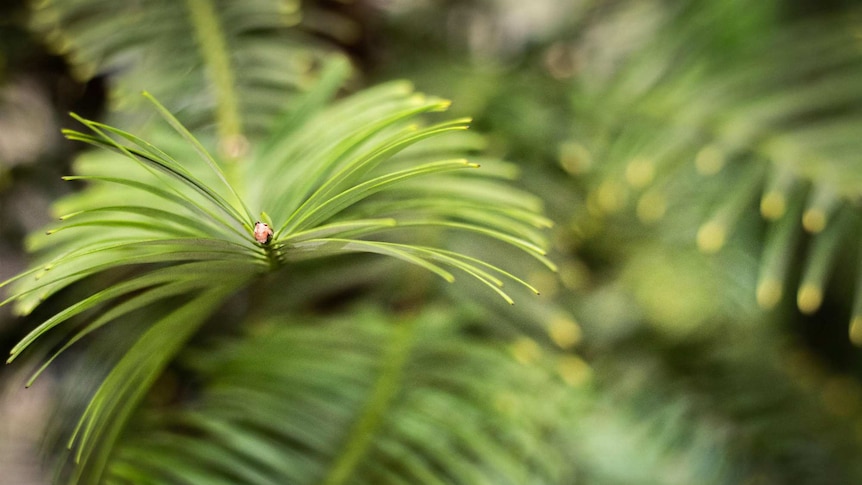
[4,81,552,366]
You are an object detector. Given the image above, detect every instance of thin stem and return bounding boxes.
[319,320,415,485]
[184,0,245,164]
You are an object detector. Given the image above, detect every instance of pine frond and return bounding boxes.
[563,1,862,336]
[579,322,862,483]
[2,71,552,480]
[98,307,579,485]
[29,0,342,143]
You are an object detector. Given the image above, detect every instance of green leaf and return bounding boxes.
[64,118,250,227]
[287,239,456,284]
[69,283,246,484]
[282,159,479,235]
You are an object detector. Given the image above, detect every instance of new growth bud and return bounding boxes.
[254,221,273,244]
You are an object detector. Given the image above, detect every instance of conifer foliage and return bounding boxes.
[3,0,862,484]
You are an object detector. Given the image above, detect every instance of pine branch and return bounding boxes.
[29,0,342,140]
[565,1,862,335]
[100,308,579,484]
[2,74,553,482]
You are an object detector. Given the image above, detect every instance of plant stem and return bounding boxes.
[184,0,246,167]
[319,319,415,485]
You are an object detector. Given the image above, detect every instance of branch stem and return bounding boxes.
[319,319,415,485]
[184,0,245,165]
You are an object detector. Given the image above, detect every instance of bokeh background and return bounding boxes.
[3,0,862,483]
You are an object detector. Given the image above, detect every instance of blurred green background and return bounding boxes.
[2,0,862,483]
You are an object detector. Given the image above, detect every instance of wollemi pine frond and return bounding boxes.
[2,76,553,481]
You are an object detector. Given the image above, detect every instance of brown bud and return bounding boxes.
[253,221,273,244]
